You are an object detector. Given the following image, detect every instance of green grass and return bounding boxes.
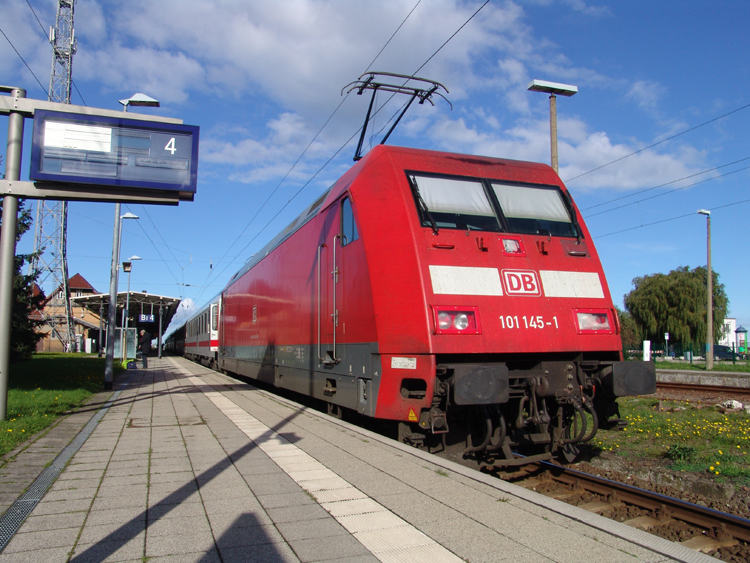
[0,353,122,458]
[595,396,750,483]
[655,360,750,373]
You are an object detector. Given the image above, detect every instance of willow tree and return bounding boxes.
[623,266,728,347]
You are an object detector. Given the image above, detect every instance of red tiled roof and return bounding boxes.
[43,274,98,306]
[68,273,96,291]
[32,283,44,298]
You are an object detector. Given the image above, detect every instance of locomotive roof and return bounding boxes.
[223,145,563,289]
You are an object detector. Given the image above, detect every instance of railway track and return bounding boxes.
[491,460,750,560]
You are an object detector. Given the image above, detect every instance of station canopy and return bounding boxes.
[72,291,181,337]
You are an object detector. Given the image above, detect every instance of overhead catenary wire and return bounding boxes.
[129,204,183,284]
[597,198,750,239]
[581,156,750,212]
[193,1,490,305]
[191,0,431,302]
[565,101,750,185]
[0,26,47,96]
[584,159,750,218]
[122,205,181,286]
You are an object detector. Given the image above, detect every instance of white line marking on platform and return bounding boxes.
[171,362,463,563]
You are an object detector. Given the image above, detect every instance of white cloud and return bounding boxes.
[164,297,195,336]
[521,0,612,18]
[3,1,704,198]
[419,114,702,192]
[626,79,667,115]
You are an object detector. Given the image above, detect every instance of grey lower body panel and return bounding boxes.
[220,342,382,417]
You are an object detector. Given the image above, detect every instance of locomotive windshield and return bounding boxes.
[408,175,501,232]
[491,182,577,237]
[408,172,579,238]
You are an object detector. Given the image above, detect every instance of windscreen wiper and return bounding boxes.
[409,176,439,235]
[563,191,583,243]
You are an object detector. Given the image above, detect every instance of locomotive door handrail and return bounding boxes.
[331,233,341,363]
[317,243,326,363]
[317,238,341,365]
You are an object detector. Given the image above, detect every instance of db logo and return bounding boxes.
[502,270,541,296]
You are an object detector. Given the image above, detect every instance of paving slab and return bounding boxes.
[0,357,721,563]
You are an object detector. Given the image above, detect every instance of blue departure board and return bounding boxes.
[30,110,199,194]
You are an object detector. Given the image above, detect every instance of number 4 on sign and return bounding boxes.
[165,138,176,154]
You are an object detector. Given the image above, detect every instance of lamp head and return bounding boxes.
[119,93,160,110]
[527,79,578,97]
[122,261,132,273]
[697,209,711,216]
[121,212,139,220]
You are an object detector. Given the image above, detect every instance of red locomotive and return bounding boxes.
[167,143,655,467]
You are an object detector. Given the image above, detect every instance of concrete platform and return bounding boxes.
[657,368,750,390]
[0,357,720,563]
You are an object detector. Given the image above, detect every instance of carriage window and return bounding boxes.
[341,197,359,246]
[211,304,218,331]
[491,182,577,237]
[409,174,500,232]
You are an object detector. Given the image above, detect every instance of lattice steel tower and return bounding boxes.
[29,0,77,351]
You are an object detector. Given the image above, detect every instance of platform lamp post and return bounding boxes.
[698,209,713,370]
[102,92,159,389]
[103,210,139,390]
[527,80,578,175]
[121,256,141,362]
[119,93,160,112]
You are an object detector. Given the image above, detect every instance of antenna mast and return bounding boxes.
[29,0,77,352]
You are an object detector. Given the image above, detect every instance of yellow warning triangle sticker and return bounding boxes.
[408,408,418,422]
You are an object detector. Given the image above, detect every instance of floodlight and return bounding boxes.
[527,79,578,97]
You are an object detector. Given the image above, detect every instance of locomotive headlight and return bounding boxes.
[501,237,526,256]
[575,310,613,334]
[432,307,482,335]
[503,239,520,253]
[438,312,452,329]
[453,313,469,330]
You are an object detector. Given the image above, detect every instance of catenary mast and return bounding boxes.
[29,0,77,351]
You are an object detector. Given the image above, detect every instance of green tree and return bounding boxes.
[0,155,44,361]
[623,266,728,348]
[615,306,640,354]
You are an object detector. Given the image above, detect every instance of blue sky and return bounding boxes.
[2,0,749,340]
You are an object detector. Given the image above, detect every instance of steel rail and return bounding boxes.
[534,460,750,542]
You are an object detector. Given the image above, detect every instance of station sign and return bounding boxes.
[29,110,199,195]
[139,314,156,323]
